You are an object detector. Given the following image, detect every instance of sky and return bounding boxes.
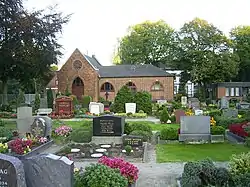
[23,0,250,67]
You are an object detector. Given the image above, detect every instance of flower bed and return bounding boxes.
[0,112,17,118]
[229,122,249,138]
[49,112,74,119]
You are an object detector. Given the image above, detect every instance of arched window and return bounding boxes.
[151,81,163,91]
[101,82,114,92]
[73,77,83,86]
[126,82,137,92]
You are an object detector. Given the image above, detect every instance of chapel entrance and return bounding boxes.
[72,77,84,100]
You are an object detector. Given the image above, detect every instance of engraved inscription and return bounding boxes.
[100,120,114,134]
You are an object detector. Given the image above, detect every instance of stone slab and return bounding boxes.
[178,134,211,142]
[91,136,123,145]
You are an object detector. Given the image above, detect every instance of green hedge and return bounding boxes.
[208,109,221,118]
[210,126,225,135]
[124,121,153,139]
[160,127,178,140]
[214,116,246,129]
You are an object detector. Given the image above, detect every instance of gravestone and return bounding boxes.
[125,103,136,114]
[0,154,27,187]
[179,116,211,142]
[220,97,229,109]
[89,102,104,114]
[238,102,250,110]
[222,109,238,118]
[157,100,167,105]
[37,108,52,116]
[181,96,187,107]
[55,96,73,115]
[188,98,200,109]
[23,154,74,187]
[123,135,143,147]
[174,110,186,123]
[31,118,46,138]
[31,116,52,139]
[194,109,203,116]
[17,106,34,136]
[92,115,125,144]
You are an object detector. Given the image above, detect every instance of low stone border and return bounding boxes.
[142,142,149,163]
[157,137,179,144]
[9,139,54,160]
[226,131,245,143]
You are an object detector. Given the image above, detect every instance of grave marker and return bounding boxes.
[125,103,136,114]
[55,96,73,115]
[0,154,27,187]
[123,135,143,147]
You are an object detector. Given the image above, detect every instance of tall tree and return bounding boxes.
[176,18,239,87]
[114,20,176,66]
[0,0,70,104]
[231,26,250,81]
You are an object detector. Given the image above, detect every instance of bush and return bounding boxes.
[74,164,128,187]
[160,127,178,140]
[134,91,152,114]
[232,173,250,187]
[128,122,153,134]
[214,167,231,187]
[229,152,250,176]
[112,86,133,113]
[160,108,169,123]
[82,95,92,108]
[47,88,54,109]
[210,126,225,135]
[124,122,132,135]
[0,104,12,112]
[70,95,79,106]
[208,109,221,118]
[130,130,151,142]
[0,127,13,142]
[214,116,246,129]
[70,129,92,143]
[34,92,40,111]
[17,89,25,106]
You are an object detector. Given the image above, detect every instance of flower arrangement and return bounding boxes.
[55,125,72,137]
[185,109,194,116]
[0,143,8,153]
[98,156,139,184]
[8,138,32,155]
[38,137,48,144]
[210,117,216,126]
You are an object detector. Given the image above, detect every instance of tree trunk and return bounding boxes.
[2,79,8,105]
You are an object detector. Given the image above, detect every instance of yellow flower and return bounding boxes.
[210,117,216,126]
[0,143,3,147]
[238,114,242,118]
[24,150,27,154]
[74,168,79,173]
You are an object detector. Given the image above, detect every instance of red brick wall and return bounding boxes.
[57,49,99,101]
[99,77,174,101]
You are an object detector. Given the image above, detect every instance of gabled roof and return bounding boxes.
[97,64,173,78]
[84,54,102,69]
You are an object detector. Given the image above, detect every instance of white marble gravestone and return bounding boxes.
[89,102,104,115]
[194,109,203,116]
[125,103,136,114]
[181,96,187,107]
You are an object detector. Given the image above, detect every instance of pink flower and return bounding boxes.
[55,125,72,137]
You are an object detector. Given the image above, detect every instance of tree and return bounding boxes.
[134,91,152,114]
[175,18,239,99]
[47,88,54,109]
[111,86,133,113]
[114,20,176,66]
[0,0,70,104]
[230,26,250,81]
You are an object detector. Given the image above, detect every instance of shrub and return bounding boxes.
[124,122,133,135]
[210,126,225,135]
[214,167,231,187]
[0,104,12,112]
[214,116,246,129]
[47,88,54,109]
[82,95,92,108]
[138,110,144,113]
[70,95,79,106]
[34,92,40,111]
[124,145,132,155]
[98,156,139,184]
[232,173,250,187]
[0,119,5,127]
[208,109,221,118]
[160,127,178,140]
[130,130,151,142]
[160,108,169,123]
[134,91,152,114]
[112,86,133,113]
[0,127,13,141]
[229,152,250,176]
[70,129,92,143]
[128,122,153,135]
[74,163,128,187]
[17,89,25,106]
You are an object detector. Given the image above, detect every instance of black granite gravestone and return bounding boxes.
[0,154,26,187]
[22,153,74,187]
[123,135,143,147]
[93,115,124,136]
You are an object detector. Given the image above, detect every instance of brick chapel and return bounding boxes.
[47,49,174,101]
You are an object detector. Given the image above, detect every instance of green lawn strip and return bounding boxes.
[156,143,250,163]
[1,120,17,130]
[149,123,179,131]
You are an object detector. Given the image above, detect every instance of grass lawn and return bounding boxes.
[156,143,250,162]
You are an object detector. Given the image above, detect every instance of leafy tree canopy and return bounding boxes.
[114,20,176,67]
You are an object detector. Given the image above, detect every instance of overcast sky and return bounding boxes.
[24,0,250,67]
